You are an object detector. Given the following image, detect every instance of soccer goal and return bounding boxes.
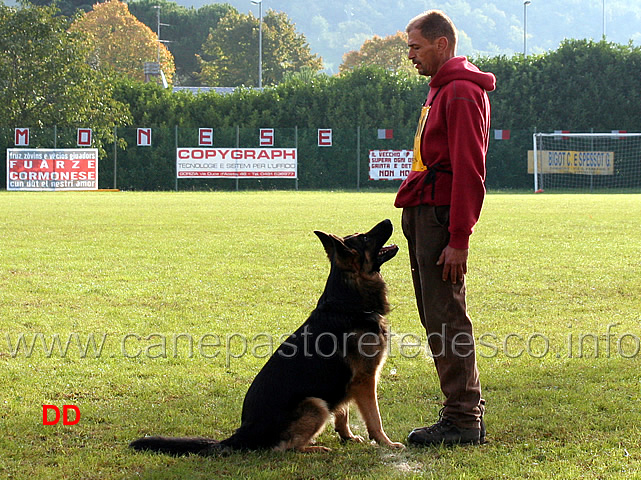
[531,132,641,192]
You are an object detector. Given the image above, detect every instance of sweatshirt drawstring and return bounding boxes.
[424,162,452,200]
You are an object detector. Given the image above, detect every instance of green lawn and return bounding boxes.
[1,191,640,479]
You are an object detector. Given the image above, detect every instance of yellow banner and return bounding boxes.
[528,150,614,175]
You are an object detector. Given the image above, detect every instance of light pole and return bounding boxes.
[150,5,171,87]
[153,6,171,63]
[154,5,161,63]
[523,0,531,56]
[602,0,606,38]
[251,0,263,88]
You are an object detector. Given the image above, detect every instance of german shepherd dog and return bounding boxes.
[130,219,403,455]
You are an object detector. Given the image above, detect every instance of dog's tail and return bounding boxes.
[129,436,226,456]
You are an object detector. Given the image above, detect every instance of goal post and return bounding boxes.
[531,132,641,192]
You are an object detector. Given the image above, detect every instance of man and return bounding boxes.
[395,10,495,446]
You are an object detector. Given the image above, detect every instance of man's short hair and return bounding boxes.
[406,10,458,51]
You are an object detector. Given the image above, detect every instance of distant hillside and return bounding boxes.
[175,0,641,72]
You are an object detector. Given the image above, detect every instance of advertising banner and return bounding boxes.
[176,148,297,178]
[7,149,98,191]
[369,150,413,180]
[528,150,615,175]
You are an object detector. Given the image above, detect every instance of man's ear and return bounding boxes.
[314,231,355,263]
[436,36,449,52]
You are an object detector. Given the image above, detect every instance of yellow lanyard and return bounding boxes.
[412,105,430,171]
[411,88,441,172]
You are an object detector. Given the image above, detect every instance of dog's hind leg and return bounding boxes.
[275,397,331,452]
[333,404,365,443]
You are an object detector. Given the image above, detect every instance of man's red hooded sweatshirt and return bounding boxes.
[395,56,496,250]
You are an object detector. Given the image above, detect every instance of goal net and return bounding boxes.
[531,132,641,192]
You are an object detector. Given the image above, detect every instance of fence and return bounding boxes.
[1,126,535,191]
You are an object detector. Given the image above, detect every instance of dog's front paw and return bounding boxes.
[340,434,365,444]
[298,445,332,453]
[388,441,405,449]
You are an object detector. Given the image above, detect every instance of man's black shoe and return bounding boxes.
[407,416,484,447]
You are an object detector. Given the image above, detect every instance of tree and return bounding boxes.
[476,39,641,132]
[199,9,323,87]
[281,66,327,86]
[128,0,234,86]
[28,0,93,17]
[340,31,415,75]
[70,0,175,84]
[0,2,130,131]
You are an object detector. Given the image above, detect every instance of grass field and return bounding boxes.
[1,191,640,480]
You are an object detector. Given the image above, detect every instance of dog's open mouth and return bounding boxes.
[375,244,399,269]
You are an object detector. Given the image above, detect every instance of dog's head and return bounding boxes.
[314,219,399,276]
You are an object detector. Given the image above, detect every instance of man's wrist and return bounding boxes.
[448,233,470,250]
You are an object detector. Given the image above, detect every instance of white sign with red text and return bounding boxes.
[176,148,297,178]
[7,149,98,191]
[369,150,413,180]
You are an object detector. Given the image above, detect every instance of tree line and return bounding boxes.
[127,0,322,87]
[1,2,641,190]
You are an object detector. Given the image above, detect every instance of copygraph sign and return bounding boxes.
[176,148,297,178]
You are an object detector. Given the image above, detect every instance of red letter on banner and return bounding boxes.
[137,128,152,146]
[15,128,29,146]
[259,128,274,147]
[318,129,332,147]
[77,128,92,146]
[199,128,213,146]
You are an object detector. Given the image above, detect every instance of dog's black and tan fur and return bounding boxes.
[130,219,403,454]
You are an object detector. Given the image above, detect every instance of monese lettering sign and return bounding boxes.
[176,148,297,178]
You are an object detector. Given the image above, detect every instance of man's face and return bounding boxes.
[407,28,441,77]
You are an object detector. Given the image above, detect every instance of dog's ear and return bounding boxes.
[314,231,355,263]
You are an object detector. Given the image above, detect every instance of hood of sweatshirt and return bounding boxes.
[430,56,496,92]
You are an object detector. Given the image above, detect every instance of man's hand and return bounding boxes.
[436,246,468,284]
